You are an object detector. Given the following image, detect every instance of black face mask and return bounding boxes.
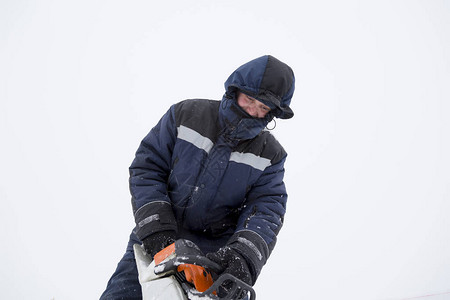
[219,96,272,141]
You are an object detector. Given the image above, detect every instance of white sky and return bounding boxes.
[1,1,449,299]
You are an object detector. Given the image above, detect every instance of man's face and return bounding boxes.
[236,92,271,119]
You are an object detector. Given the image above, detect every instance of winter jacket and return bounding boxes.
[129,55,295,283]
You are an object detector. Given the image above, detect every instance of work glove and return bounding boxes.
[142,230,176,258]
[206,246,252,286]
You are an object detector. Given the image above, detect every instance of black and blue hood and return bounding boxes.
[224,55,295,119]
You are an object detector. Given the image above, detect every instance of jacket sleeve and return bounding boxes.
[129,106,179,241]
[228,156,287,284]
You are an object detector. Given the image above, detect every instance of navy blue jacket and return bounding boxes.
[129,55,295,283]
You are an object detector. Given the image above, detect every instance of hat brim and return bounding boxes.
[230,86,294,119]
[254,92,294,120]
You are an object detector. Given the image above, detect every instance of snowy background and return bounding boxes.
[1,1,449,299]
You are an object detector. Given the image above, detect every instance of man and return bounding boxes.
[101,55,295,299]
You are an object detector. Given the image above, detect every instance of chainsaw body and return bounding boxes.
[133,240,256,300]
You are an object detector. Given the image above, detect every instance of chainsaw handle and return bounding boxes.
[154,253,256,299]
[200,273,256,300]
[154,254,223,275]
[152,240,256,299]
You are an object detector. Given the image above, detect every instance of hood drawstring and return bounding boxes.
[266,118,276,130]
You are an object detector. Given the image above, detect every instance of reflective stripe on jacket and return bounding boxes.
[129,99,288,258]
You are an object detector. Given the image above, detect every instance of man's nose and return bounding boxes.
[247,105,258,117]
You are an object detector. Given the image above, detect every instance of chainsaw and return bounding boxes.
[133,239,256,300]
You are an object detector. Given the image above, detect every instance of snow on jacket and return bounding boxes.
[129,55,295,283]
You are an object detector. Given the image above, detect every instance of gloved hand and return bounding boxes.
[142,230,176,258]
[206,246,252,286]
